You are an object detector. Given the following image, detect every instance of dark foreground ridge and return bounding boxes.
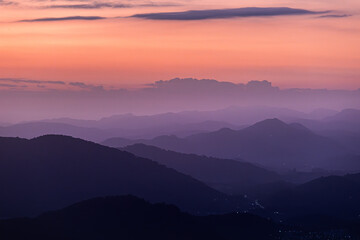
[1,195,360,240]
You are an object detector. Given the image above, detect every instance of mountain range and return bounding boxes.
[0,135,248,218]
[123,144,281,194]
[263,173,360,220]
[104,118,355,171]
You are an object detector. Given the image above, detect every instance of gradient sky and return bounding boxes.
[0,0,359,90]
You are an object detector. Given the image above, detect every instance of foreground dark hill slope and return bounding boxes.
[103,119,348,170]
[123,144,281,194]
[0,135,246,218]
[264,173,360,219]
[0,196,279,240]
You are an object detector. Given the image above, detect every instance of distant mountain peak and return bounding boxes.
[325,108,360,122]
[249,118,288,129]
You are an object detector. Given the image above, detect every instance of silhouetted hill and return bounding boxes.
[0,135,248,218]
[123,144,281,194]
[0,122,114,142]
[0,195,279,240]
[104,119,349,170]
[264,173,360,219]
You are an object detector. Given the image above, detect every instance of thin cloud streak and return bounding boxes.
[318,14,351,18]
[18,16,106,22]
[45,2,179,9]
[0,78,65,85]
[131,7,330,20]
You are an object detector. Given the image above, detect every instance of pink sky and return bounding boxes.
[0,0,359,90]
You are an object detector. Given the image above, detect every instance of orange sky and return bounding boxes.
[0,0,359,90]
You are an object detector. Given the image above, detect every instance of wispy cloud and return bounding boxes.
[0,0,17,6]
[44,1,178,9]
[69,82,105,91]
[318,14,351,18]
[0,78,65,85]
[0,83,18,88]
[0,78,107,92]
[131,7,329,20]
[18,16,106,22]
[45,2,131,9]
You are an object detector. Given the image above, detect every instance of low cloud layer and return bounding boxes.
[69,82,105,91]
[1,78,359,122]
[18,16,106,22]
[131,7,329,20]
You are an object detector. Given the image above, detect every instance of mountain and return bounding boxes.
[264,173,360,219]
[123,144,281,194]
[295,109,360,133]
[43,106,309,129]
[0,122,115,142]
[103,119,350,170]
[0,135,247,218]
[0,120,241,143]
[324,109,360,124]
[293,109,360,155]
[0,195,279,240]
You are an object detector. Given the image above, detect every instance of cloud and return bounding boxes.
[0,78,65,85]
[69,82,104,91]
[18,16,106,22]
[318,14,351,18]
[45,2,131,9]
[0,83,18,88]
[131,7,329,20]
[44,2,178,9]
[0,0,16,6]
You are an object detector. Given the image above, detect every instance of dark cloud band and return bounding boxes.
[18,16,106,22]
[318,14,351,18]
[131,7,329,20]
[0,78,65,85]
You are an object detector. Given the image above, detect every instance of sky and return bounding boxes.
[0,0,359,91]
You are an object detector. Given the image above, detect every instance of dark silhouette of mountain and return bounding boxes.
[123,144,281,194]
[103,119,349,170]
[0,122,115,142]
[0,135,248,218]
[243,181,296,200]
[264,173,360,219]
[319,130,360,155]
[0,195,279,240]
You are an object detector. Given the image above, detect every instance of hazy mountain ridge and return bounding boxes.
[123,144,281,194]
[0,135,248,218]
[103,118,354,170]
